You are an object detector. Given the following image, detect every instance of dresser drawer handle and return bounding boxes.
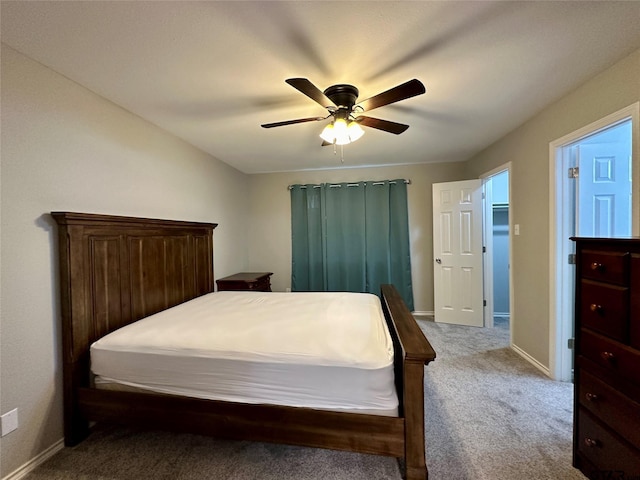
[584,438,600,448]
[590,262,604,271]
[589,303,603,314]
[585,392,598,402]
[600,351,615,362]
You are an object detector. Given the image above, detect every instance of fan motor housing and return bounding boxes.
[323,84,359,109]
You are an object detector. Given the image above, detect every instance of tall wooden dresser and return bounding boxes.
[572,237,640,479]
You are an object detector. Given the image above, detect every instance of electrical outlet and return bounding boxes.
[1,408,19,436]
[285,287,291,293]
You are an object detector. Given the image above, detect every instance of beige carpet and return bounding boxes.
[24,318,586,480]
[418,318,585,480]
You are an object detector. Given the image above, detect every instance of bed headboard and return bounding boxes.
[52,212,217,440]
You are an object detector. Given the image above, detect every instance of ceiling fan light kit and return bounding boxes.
[261,78,425,148]
[320,117,365,145]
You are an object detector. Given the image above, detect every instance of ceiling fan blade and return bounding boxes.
[356,116,410,135]
[356,79,425,112]
[261,116,326,128]
[286,78,336,109]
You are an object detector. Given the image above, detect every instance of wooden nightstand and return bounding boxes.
[216,272,273,292]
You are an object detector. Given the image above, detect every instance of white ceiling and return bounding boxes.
[2,1,640,174]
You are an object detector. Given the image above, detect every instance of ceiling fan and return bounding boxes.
[261,78,426,145]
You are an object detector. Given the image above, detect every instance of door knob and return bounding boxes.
[435,258,442,264]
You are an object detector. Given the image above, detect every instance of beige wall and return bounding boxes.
[0,45,250,477]
[464,48,640,370]
[247,162,468,312]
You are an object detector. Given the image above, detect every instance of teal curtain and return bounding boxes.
[325,182,367,292]
[291,179,414,310]
[290,185,324,291]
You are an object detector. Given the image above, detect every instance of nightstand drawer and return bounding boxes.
[580,280,628,342]
[581,250,629,285]
[577,409,640,477]
[578,369,640,450]
[252,277,271,291]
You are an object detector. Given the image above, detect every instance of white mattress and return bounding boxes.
[91,291,398,416]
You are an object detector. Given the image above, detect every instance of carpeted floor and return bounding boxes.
[24,318,586,480]
[418,318,585,480]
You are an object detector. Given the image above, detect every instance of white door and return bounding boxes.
[577,142,632,237]
[432,179,484,326]
[550,110,635,382]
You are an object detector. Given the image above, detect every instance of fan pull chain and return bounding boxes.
[330,143,344,163]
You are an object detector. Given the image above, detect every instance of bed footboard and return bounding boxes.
[381,284,437,480]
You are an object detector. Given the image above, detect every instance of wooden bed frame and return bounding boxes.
[52,212,436,480]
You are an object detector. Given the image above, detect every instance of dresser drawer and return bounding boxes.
[577,408,640,477]
[580,280,628,342]
[580,329,640,388]
[631,254,640,350]
[578,370,640,450]
[581,250,629,285]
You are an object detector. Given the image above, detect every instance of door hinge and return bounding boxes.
[483,299,487,307]
[568,167,579,178]
[483,246,486,253]
[568,253,576,265]
[568,338,575,349]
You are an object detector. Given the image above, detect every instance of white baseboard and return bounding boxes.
[511,343,551,378]
[3,438,64,480]
[412,310,434,318]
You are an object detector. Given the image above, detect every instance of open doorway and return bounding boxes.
[550,103,638,381]
[482,164,512,334]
